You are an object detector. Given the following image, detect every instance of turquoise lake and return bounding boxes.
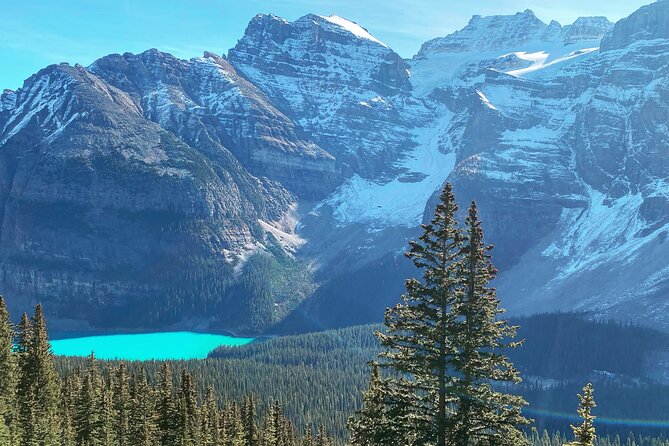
[50,331,255,360]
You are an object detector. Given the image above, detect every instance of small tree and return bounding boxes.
[17,304,61,446]
[0,296,16,444]
[570,383,596,446]
[348,363,393,446]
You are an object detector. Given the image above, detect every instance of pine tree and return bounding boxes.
[266,400,286,446]
[202,386,220,446]
[224,401,245,446]
[242,394,259,446]
[128,371,157,446]
[375,183,465,445]
[314,425,329,446]
[75,354,104,445]
[176,370,198,446]
[348,363,392,446]
[155,363,176,446]
[60,374,79,446]
[301,428,314,446]
[17,304,61,446]
[370,185,528,446]
[98,377,116,446]
[285,420,297,446]
[114,363,131,446]
[0,296,16,445]
[448,201,529,445]
[570,383,596,446]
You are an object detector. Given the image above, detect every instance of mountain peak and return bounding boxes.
[419,10,549,54]
[312,14,388,47]
[562,16,612,44]
[238,12,390,51]
[601,1,669,51]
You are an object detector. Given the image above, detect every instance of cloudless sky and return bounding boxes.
[0,0,653,90]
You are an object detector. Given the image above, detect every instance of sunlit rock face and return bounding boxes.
[0,63,295,327]
[89,49,340,199]
[227,13,425,179]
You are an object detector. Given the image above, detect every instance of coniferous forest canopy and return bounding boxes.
[2,185,669,446]
[5,2,669,446]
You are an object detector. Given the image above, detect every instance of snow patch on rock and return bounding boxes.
[323,110,456,230]
[319,15,388,47]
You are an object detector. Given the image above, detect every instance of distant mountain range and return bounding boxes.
[1,1,668,332]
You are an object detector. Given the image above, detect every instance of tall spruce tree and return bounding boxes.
[448,201,528,445]
[374,183,464,445]
[15,309,32,446]
[0,296,16,445]
[114,363,131,446]
[362,184,528,446]
[100,383,116,446]
[60,374,79,446]
[75,354,104,446]
[156,363,176,446]
[177,370,198,446]
[570,383,596,446]
[266,400,288,446]
[224,401,245,446]
[17,304,61,446]
[315,425,330,446]
[242,394,259,446]
[202,386,221,446]
[128,371,157,446]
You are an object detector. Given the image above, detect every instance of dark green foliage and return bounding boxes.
[48,315,669,443]
[149,250,314,335]
[128,371,157,446]
[347,363,393,446]
[114,363,131,446]
[17,304,61,446]
[242,394,260,446]
[447,202,529,445]
[0,296,16,444]
[232,254,276,334]
[176,370,198,446]
[355,185,528,445]
[74,355,104,445]
[156,363,176,446]
[0,303,332,446]
[509,313,668,380]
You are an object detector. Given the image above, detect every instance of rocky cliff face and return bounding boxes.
[415,4,669,328]
[89,49,338,199]
[1,3,668,332]
[601,0,669,51]
[228,14,425,178]
[0,63,295,327]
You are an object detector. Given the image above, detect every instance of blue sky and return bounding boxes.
[1,0,652,90]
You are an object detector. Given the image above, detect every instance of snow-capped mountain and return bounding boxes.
[0,3,668,332]
[228,13,427,178]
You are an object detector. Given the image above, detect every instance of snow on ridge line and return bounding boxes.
[319,15,388,48]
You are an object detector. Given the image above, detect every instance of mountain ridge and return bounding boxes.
[1,3,668,333]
